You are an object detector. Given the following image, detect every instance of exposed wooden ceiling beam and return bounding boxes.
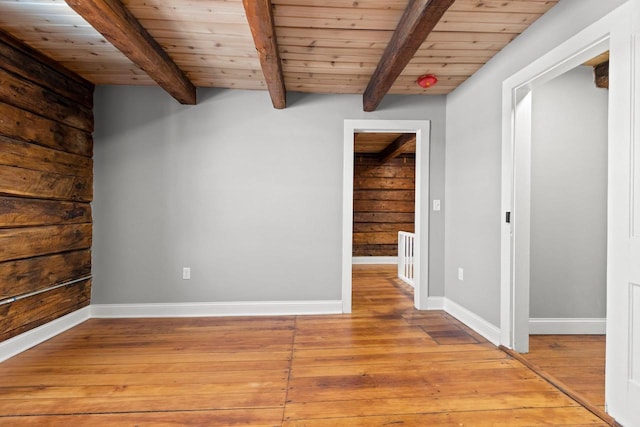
[65,0,196,105]
[379,133,416,163]
[363,0,455,112]
[242,0,286,109]
[594,61,609,89]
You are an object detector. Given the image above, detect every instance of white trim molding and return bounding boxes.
[0,301,342,361]
[424,297,501,346]
[352,256,398,265]
[343,119,430,313]
[2,298,503,363]
[426,296,445,310]
[0,306,90,363]
[500,1,623,353]
[90,300,343,318]
[529,318,606,335]
[443,298,502,346]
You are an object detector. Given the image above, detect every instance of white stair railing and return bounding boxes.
[398,231,415,287]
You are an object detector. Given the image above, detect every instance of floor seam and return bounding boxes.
[280,316,297,425]
[499,345,615,426]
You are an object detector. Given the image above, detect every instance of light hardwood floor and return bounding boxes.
[0,265,607,426]
[526,335,606,411]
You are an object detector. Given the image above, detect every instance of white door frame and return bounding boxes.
[500,15,615,351]
[342,120,430,312]
[501,3,640,421]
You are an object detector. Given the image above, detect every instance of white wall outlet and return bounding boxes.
[433,199,441,211]
[458,267,464,281]
[182,267,191,280]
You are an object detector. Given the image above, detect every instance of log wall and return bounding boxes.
[352,154,415,257]
[0,31,94,343]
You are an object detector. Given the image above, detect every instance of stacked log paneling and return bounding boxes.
[0,31,94,343]
[353,154,415,257]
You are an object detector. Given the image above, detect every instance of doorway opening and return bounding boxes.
[342,120,430,313]
[500,3,639,422]
[521,58,609,413]
[352,132,416,262]
[500,36,610,416]
[352,133,417,296]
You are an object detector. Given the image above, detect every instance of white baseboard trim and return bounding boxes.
[1,301,343,361]
[91,300,343,318]
[427,298,501,346]
[425,296,445,310]
[0,306,90,363]
[352,256,398,265]
[529,318,606,335]
[2,297,503,363]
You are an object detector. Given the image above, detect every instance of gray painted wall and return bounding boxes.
[530,66,608,318]
[93,88,446,304]
[444,0,626,326]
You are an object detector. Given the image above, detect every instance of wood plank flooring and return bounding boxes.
[525,335,606,411]
[0,265,606,426]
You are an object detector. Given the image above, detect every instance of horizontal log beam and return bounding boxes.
[356,155,416,166]
[0,196,92,228]
[353,223,415,233]
[354,200,415,213]
[0,30,93,108]
[0,250,91,299]
[0,103,93,157]
[354,212,416,223]
[354,167,415,179]
[0,279,91,342]
[353,177,415,190]
[0,223,92,263]
[353,231,400,245]
[0,68,93,132]
[65,0,196,105]
[353,190,415,201]
[0,135,92,177]
[0,165,92,202]
[352,244,398,257]
[363,0,455,111]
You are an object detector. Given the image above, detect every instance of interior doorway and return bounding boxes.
[352,132,416,263]
[500,3,640,423]
[500,33,610,418]
[500,37,609,351]
[342,120,430,313]
[528,62,608,337]
[521,59,609,413]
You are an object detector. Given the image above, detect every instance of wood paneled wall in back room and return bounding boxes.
[0,31,94,343]
[353,154,415,257]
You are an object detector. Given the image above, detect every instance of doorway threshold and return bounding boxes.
[499,345,618,426]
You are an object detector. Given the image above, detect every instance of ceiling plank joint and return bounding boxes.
[242,0,286,109]
[65,0,196,105]
[379,133,416,163]
[363,0,455,112]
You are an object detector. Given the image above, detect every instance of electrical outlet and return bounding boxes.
[182,267,191,280]
[458,268,464,281]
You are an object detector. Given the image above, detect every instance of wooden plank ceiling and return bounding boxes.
[0,0,559,109]
[355,133,415,158]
